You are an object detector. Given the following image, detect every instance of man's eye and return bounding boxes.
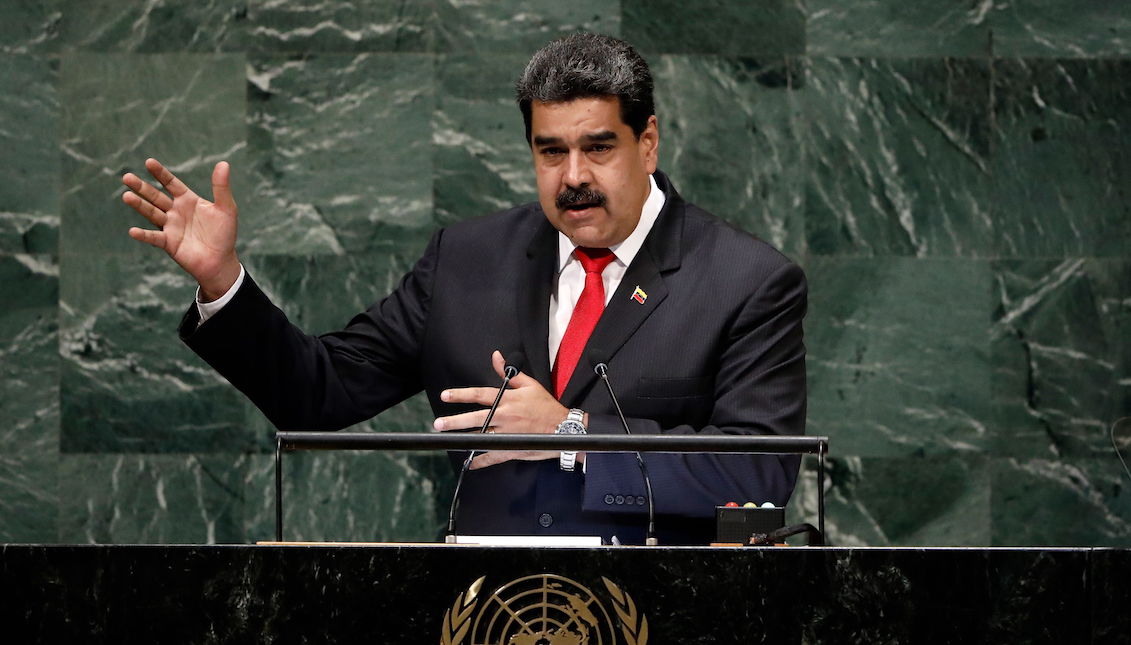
[541,148,565,156]
[589,144,612,153]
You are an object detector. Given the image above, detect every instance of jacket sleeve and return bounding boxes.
[178,231,442,431]
[581,260,808,517]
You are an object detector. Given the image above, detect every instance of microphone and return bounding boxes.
[589,350,658,546]
[1112,417,1131,484]
[445,350,525,543]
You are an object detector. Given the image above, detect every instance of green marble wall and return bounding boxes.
[1,1,1127,547]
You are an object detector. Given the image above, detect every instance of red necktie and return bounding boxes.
[552,247,616,399]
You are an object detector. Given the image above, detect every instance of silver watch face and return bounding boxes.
[556,420,586,435]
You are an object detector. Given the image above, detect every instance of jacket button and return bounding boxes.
[538,513,553,528]
[614,495,625,505]
[604,494,615,505]
[636,496,646,506]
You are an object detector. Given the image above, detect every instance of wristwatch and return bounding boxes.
[555,408,587,472]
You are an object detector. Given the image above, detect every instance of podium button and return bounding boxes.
[604,494,615,505]
[538,513,553,528]
[614,495,625,505]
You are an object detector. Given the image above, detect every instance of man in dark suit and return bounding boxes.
[120,34,807,545]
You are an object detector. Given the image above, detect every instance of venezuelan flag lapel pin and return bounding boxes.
[631,285,648,304]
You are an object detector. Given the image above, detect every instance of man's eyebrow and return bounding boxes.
[532,131,619,147]
[583,130,618,143]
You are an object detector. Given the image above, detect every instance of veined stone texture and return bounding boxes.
[244,53,434,254]
[249,0,432,53]
[59,253,251,453]
[806,0,992,57]
[0,255,59,542]
[992,59,1131,258]
[654,55,805,256]
[805,257,992,457]
[57,0,247,52]
[433,53,536,225]
[0,1,60,54]
[59,52,247,257]
[0,55,59,254]
[991,0,1131,57]
[434,0,620,53]
[0,1,1128,547]
[788,455,992,546]
[58,454,247,544]
[991,259,1130,458]
[623,0,805,56]
[801,57,994,257]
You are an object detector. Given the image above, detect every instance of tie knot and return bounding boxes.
[575,247,615,274]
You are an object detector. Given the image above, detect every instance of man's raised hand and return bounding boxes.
[121,158,241,301]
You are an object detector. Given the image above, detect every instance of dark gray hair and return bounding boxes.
[515,33,655,143]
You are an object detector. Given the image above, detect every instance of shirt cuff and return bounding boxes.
[195,264,246,326]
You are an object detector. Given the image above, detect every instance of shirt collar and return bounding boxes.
[556,174,666,273]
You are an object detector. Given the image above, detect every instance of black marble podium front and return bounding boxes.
[3,544,1127,644]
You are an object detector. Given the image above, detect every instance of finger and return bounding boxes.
[470,450,556,470]
[440,386,499,406]
[507,369,542,389]
[121,190,167,228]
[433,410,490,432]
[145,157,191,198]
[211,161,237,213]
[128,226,167,250]
[492,350,506,379]
[492,349,540,389]
[470,451,510,469]
[122,172,174,213]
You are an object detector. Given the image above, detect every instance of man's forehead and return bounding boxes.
[529,97,629,138]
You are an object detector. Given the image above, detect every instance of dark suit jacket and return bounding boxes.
[180,171,807,545]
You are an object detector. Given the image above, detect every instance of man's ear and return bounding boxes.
[640,115,659,174]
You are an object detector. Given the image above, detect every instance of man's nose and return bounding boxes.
[563,150,592,187]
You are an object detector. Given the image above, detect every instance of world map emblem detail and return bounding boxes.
[440,574,649,645]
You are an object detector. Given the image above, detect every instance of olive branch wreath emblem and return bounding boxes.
[602,576,649,645]
[439,575,648,645]
[440,575,484,645]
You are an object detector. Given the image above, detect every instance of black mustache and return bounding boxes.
[556,186,607,210]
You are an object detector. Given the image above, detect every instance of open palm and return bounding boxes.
[122,158,242,299]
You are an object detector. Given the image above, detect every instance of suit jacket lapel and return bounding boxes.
[558,252,669,404]
[559,171,686,405]
[516,217,558,390]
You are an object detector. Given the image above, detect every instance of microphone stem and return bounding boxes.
[598,371,657,545]
[446,369,515,541]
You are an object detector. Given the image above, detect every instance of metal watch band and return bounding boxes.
[557,409,586,471]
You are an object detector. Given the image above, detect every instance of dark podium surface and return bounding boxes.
[3,544,1128,644]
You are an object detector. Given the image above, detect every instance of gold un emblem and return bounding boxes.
[440,574,649,645]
